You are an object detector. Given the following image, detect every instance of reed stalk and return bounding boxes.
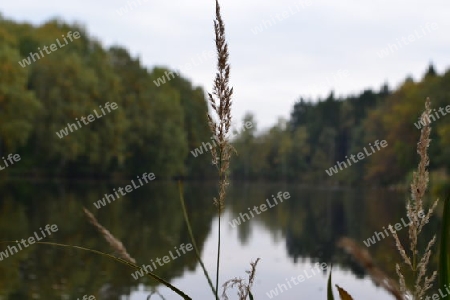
[391,98,439,299]
[177,181,216,297]
[207,0,234,298]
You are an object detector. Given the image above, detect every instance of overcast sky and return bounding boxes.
[1,0,449,130]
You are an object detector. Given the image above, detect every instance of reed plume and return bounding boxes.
[221,258,260,300]
[207,0,234,297]
[208,0,234,213]
[83,207,136,264]
[391,97,439,299]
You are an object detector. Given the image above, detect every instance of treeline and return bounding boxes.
[232,65,450,186]
[0,16,214,179]
[1,15,449,185]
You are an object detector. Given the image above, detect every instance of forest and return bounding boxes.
[232,67,450,188]
[1,15,450,187]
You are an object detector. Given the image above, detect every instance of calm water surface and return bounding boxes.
[0,180,440,299]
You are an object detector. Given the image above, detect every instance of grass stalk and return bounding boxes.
[177,181,217,298]
[216,210,221,299]
[207,0,234,298]
[391,98,439,299]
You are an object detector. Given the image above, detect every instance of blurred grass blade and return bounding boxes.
[327,266,335,300]
[0,241,192,300]
[337,237,403,299]
[249,291,254,300]
[439,195,450,295]
[178,181,216,297]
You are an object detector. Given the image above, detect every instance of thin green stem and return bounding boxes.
[177,181,217,298]
[216,211,221,300]
[214,144,224,300]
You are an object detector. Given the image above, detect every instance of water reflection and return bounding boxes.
[0,180,441,299]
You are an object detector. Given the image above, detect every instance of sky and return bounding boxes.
[1,0,449,130]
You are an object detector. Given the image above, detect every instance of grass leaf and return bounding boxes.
[178,181,216,297]
[327,266,335,300]
[0,241,192,300]
[439,194,450,296]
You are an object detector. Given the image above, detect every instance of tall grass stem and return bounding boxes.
[177,181,217,298]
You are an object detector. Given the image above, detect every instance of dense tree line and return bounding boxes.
[232,65,450,186]
[0,16,214,179]
[1,15,449,185]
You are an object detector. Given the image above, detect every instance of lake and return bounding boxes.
[0,180,440,300]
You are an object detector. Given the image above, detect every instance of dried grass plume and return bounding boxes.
[83,207,136,264]
[391,97,439,299]
[221,258,260,300]
[207,0,234,213]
